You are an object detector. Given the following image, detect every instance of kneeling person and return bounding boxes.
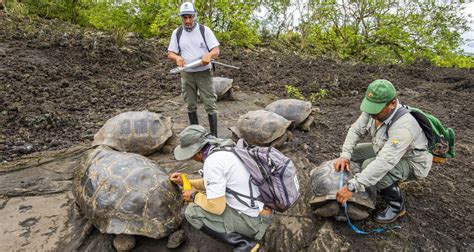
[335,79,433,223]
[170,125,272,251]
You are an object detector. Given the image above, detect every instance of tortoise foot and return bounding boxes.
[167,229,187,249]
[227,87,236,101]
[270,131,288,148]
[300,115,315,131]
[113,234,136,252]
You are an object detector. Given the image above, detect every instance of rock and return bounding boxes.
[49,140,61,147]
[167,229,186,249]
[11,143,34,154]
[0,193,75,251]
[254,100,266,107]
[309,221,350,251]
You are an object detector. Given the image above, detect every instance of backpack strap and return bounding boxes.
[199,24,215,71]
[385,106,410,136]
[199,24,210,52]
[176,26,184,55]
[176,24,210,55]
[211,146,258,209]
[226,180,257,209]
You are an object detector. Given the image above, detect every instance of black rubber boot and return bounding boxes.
[188,111,199,125]
[200,225,260,252]
[208,113,218,137]
[375,182,406,223]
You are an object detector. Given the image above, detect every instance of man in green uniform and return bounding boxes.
[335,79,433,223]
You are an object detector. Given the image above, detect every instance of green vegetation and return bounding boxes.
[3,0,473,68]
[285,85,329,103]
[310,89,329,103]
[285,84,305,100]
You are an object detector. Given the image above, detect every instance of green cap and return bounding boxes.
[360,79,396,114]
[174,125,210,161]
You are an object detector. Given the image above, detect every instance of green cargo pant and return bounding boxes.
[181,70,217,114]
[185,203,272,241]
[352,143,416,190]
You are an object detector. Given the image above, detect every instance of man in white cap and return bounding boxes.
[168,2,220,137]
[169,125,272,252]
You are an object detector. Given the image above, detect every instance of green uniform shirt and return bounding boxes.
[341,102,433,192]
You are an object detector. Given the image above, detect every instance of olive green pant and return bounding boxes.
[352,143,416,190]
[184,203,272,241]
[181,70,217,114]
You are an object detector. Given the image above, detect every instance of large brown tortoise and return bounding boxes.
[229,110,291,148]
[309,159,377,221]
[265,99,315,131]
[92,111,173,155]
[73,146,183,251]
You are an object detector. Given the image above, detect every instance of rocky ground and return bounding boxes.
[1,12,473,251]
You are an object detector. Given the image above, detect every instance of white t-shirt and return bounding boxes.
[168,24,220,73]
[203,150,264,217]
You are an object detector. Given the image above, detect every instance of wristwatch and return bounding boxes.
[347,182,356,193]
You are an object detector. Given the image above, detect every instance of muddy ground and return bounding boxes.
[1,12,473,251]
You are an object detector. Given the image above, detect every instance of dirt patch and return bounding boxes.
[1,12,473,251]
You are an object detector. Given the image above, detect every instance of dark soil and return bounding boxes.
[1,12,473,251]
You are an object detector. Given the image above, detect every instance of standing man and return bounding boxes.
[170,125,272,252]
[334,79,433,223]
[168,2,220,136]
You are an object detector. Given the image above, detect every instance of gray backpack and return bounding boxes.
[212,139,300,212]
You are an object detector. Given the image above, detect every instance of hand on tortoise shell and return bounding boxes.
[182,188,197,202]
[334,157,350,172]
[169,172,183,186]
[336,186,353,205]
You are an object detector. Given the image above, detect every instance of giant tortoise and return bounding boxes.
[265,99,315,131]
[309,159,377,221]
[213,76,235,101]
[73,146,183,251]
[92,111,172,155]
[229,110,291,148]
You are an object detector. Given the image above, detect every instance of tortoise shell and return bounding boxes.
[92,111,172,155]
[265,99,312,125]
[309,159,376,217]
[231,110,291,145]
[213,77,233,99]
[73,147,183,239]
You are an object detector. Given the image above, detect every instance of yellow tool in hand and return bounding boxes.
[181,174,192,191]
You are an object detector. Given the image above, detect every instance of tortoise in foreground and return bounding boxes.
[213,76,236,101]
[309,159,377,221]
[265,99,315,131]
[73,147,183,251]
[92,111,173,155]
[229,110,291,148]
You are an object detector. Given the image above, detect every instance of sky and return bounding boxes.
[460,2,474,54]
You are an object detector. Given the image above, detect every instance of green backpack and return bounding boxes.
[388,105,455,162]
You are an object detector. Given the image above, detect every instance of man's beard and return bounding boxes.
[183,21,197,32]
